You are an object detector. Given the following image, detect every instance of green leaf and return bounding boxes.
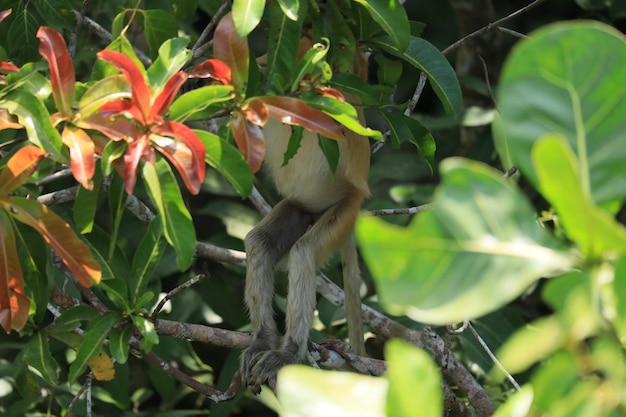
[385,339,442,417]
[142,159,196,270]
[109,323,132,364]
[232,0,265,37]
[611,256,626,346]
[25,331,59,386]
[265,0,306,93]
[77,75,131,117]
[98,279,130,311]
[146,37,191,90]
[380,111,435,171]
[132,315,159,352]
[195,130,253,196]
[532,135,626,258]
[69,311,121,383]
[354,0,410,52]
[128,219,167,307]
[140,10,179,60]
[278,365,387,417]
[497,21,626,213]
[356,158,574,325]
[34,0,75,30]
[168,85,234,121]
[318,135,339,176]
[277,0,300,20]
[0,91,66,161]
[6,9,39,62]
[73,168,102,234]
[52,305,99,332]
[370,35,463,117]
[282,126,304,167]
[491,386,534,417]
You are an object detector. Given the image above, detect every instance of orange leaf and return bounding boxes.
[6,197,101,287]
[88,351,115,381]
[0,210,30,333]
[0,145,47,197]
[242,100,269,126]
[230,111,265,173]
[37,27,76,117]
[62,126,96,190]
[253,96,344,140]
[122,134,153,194]
[189,59,232,85]
[214,13,249,93]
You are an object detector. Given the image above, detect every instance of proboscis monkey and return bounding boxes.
[240,50,370,393]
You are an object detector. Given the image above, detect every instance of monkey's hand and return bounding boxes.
[245,348,298,394]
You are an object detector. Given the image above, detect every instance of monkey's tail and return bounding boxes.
[341,234,366,357]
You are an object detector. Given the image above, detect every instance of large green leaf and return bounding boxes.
[195,129,253,196]
[232,0,265,37]
[356,158,574,325]
[168,85,234,122]
[278,366,387,417]
[497,21,626,213]
[25,331,59,386]
[386,340,441,417]
[353,0,410,52]
[532,135,626,259]
[0,91,66,161]
[140,10,179,60]
[146,37,191,90]
[370,35,462,117]
[142,159,196,270]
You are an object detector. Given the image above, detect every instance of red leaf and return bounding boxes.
[97,50,151,124]
[213,13,249,92]
[0,61,18,74]
[77,113,137,141]
[99,100,145,123]
[242,100,269,126]
[0,210,29,333]
[62,126,96,190]
[189,59,232,85]
[316,87,346,102]
[37,27,76,117]
[0,9,11,24]
[230,111,265,173]
[151,72,187,121]
[253,96,344,140]
[123,134,153,194]
[5,197,101,287]
[151,122,206,194]
[0,145,47,197]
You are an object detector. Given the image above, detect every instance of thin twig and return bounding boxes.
[467,321,521,391]
[151,274,207,321]
[192,1,231,59]
[66,373,94,417]
[369,203,432,216]
[442,0,547,56]
[68,0,91,57]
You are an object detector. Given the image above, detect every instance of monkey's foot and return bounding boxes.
[244,349,298,394]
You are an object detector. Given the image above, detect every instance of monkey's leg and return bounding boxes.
[240,200,314,393]
[340,234,365,356]
[248,192,362,391]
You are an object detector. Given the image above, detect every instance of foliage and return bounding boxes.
[0,1,624,417]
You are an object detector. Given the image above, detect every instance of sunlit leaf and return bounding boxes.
[150,72,187,122]
[498,21,626,214]
[5,197,101,287]
[386,339,442,417]
[36,26,76,116]
[214,12,249,93]
[0,145,46,197]
[0,210,29,333]
[232,0,265,37]
[230,110,265,173]
[77,75,130,117]
[146,37,191,90]
[357,158,575,325]
[354,0,410,52]
[62,126,96,190]
[168,85,234,122]
[278,366,387,417]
